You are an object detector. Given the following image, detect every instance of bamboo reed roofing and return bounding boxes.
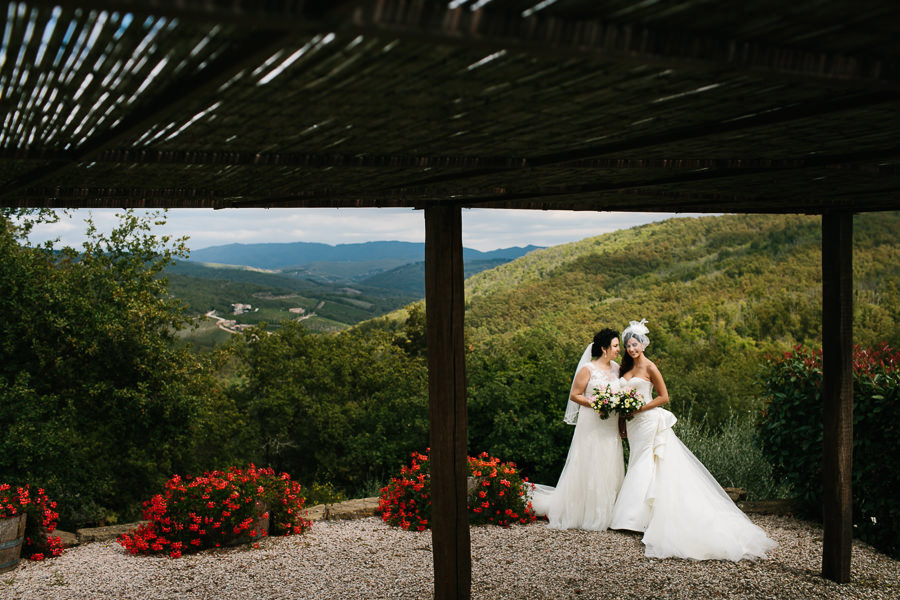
[1,0,899,213]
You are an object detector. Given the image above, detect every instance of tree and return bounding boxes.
[226,320,429,495]
[0,209,212,526]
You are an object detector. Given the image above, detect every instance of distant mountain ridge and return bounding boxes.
[189,240,542,270]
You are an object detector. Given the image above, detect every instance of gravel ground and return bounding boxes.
[2,515,897,599]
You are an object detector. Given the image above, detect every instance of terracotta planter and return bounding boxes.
[0,513,26,573]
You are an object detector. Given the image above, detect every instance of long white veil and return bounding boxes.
[563,343,594,425]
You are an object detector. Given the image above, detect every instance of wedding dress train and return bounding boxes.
[610,376,776,560]
[530,363,624,531]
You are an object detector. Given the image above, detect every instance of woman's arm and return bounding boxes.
[636,362,670,412]
[569,365,595,407]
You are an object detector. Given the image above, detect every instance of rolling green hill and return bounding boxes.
[165,260,419,337]
[399,213,900,422]
[360,258,511,295]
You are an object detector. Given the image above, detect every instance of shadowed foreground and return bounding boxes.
[3,515,896,599]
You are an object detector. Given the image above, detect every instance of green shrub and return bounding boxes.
[759,344,899,557]
[676,410,790,501]
[301,481,345,507]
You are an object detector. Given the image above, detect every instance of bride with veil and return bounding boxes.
[610,319,777,561]
[529,328,625,530]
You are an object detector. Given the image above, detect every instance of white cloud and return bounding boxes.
[23,207,708,253]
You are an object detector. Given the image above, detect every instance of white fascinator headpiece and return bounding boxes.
[623,318,650,350]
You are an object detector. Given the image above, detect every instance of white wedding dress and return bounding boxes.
[530,362,624,530]
[610,376,777,560]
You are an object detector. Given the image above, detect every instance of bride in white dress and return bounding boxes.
[610,320,777,560]
[530,329,625,530]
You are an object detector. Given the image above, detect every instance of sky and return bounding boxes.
[23,208,709,253]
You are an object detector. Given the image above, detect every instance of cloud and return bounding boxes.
[23,207,708,252]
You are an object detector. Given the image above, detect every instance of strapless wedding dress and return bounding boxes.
[530,362,624,531]
[610,376,776,560]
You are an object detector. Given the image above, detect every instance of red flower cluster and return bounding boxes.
[0,483,64,561]
[378,451,430,531]
[117,465,312,558]
[377,449,536,531]
[851,342,899,378]
[467,452,536,527]
[773,343,899,381]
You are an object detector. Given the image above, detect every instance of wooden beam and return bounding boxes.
[424,204,471,600]
[821,211,854,583]
[6,148,900,174]
[9,182,900,214]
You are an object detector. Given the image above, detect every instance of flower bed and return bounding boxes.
[0,483,64,561]
[117,465,311,558]
[377,450,535,530]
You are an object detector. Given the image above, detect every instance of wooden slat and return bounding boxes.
[19,0,897,84]
[394,89,900,190]
[0,23,291,202]
[821,211,854,583]
[425,204,471,600]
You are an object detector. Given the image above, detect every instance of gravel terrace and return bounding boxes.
[3,515,897,599]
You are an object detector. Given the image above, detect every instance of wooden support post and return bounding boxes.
[821,211,853,583]
[424,205,471,600]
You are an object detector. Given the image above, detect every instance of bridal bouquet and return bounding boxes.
[590,385,645,420]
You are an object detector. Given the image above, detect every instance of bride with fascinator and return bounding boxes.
[610,319,777,561]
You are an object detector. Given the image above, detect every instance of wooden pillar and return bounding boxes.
[821,211,853,583]
[424,204,471,600]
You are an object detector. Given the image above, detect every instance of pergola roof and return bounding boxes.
[1,0,899,213]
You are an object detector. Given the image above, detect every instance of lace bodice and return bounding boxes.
[585,362,619,395]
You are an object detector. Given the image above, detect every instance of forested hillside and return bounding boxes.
[459,213,900,427]
[360,258,511,295]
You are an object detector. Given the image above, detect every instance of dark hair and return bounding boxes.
[591,328,619,358]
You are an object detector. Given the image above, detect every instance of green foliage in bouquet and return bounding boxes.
[0,483,64,561]
[117,465,311,558]
[759,344,899,557]
[377,450,536,530]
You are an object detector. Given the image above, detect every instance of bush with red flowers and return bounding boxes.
[466,452,535,527]
[378,451,431,531]
[759,343,899,558]
[0,483,64,561]
[377,450,536,530]
[117,465,311,558]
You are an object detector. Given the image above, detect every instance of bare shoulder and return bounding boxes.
[646,360,665,379]
[644,359,661,374]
